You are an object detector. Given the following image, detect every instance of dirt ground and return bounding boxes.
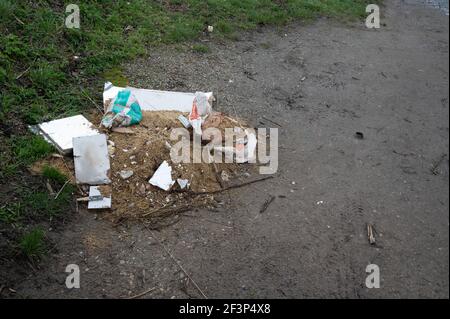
[2,0,448,298]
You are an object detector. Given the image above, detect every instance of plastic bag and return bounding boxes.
[188,92,213,136]
[101,90,142,128]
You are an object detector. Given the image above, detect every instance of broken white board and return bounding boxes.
[103,82,213,113]
[149,160,175,191]
[34,115,99,154]
[177,178,189,190]
[73,134,111,185]
[88,186,112,209]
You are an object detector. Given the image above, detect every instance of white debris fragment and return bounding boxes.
[31,115,99,154]
[88,186,112,209]
[119,170,134,180]
[149,161,175,191]
[103,82,213,113]
[177,178,189,189]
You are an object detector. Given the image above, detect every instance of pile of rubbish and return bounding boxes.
[29,82,257,220]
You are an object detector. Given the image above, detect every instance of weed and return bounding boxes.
[19,227,46,258]
[192,44,210,53]
[42,166,67,184]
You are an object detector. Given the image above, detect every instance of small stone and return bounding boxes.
[120,170,134,180]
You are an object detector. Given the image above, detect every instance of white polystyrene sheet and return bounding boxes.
[103,82,213,112]
[88,186,112,209]
[149,160,175,191]
[37,115,99,154]
[73,134,111,185]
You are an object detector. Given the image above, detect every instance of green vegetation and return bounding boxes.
[42,165,67,184]
[19,227,46,258]
[192,44,210,53]
[0,183,75,224]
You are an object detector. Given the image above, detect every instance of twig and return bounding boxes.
[15,65,31,80]
[80,88,104,114]
[143,225,208,299]
[261,116,282,127]
[54,180,70,199]
[126,287,157,299]
[174,176,274,195]
[260,195,275,214]
[431,153,447,175]
[367,224,376,245]
[13,14,25,25]
[212,163,224,188]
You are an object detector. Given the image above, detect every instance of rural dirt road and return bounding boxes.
[5,0,448,298]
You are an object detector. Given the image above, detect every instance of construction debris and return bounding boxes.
[73,134,111,185]
[178,114,192,129]
[27,83,264,218]
[101,89,143,128]
[260,195,275,214]
[88,185,112,209]
[119,170,134,180]
[149,160,175,191]
[103,82,214,112]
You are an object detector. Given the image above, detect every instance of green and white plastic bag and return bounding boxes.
[101,89,142,128]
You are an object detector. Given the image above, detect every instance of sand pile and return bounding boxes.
[29,111,256,223]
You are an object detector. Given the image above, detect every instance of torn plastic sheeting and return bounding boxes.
[73,134,111,185]
[88,186,112,209]
[103,82,213,112]
[101,89,142,128]
[149,160,175,191]
[30,115,99,154]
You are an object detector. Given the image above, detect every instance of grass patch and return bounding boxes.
[42,165,67,184]
[192,44,210,53]
[19,227,46,259]
[0,180,75,225]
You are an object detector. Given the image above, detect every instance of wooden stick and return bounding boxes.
[15,65,31,80]
[54,180,70,200]
[80,88,104,114]
[367,224,376,245]
[175,176,274,195]
[212,163,225,189]
[126,287,157,299]
[262,116,282,127]
[260,195,275,214]
[143,225,208,299]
